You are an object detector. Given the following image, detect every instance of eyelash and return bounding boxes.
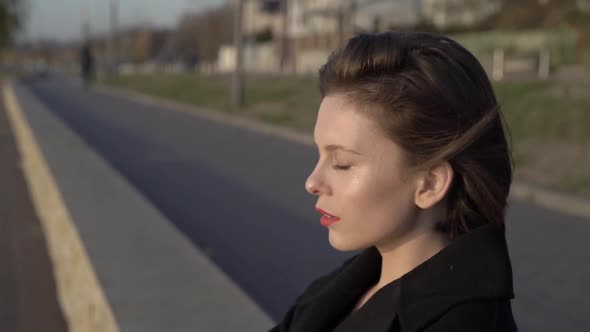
[332,165,351,171]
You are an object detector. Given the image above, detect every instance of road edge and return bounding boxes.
[2,80,120,332]
[93,80,590,221]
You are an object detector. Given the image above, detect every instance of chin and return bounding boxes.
[328,230,370,252]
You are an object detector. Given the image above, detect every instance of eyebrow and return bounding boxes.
[323,144,362,155]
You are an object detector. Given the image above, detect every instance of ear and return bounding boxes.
[414,161,454,209]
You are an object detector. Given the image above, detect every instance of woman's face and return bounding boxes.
[305,94,421,252]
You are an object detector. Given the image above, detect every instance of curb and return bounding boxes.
[509,182,590,219]
[90,80,315,147]
[93,80,590,221]
[2,80,120,332]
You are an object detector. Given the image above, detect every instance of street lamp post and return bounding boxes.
[109,0,119,78]
[233,0,245,109]
[280,0,290,74]
[81,8,90,42]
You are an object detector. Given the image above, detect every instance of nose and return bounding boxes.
[305,179,319,196]
[305,170,323,196]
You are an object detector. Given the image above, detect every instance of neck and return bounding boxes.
[374,221,451,289]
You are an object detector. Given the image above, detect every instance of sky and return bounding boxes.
[19,0,225,42]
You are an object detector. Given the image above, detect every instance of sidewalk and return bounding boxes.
[0,90,67,331]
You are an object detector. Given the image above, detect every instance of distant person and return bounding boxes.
[80,42,94,85]
[269,31,518,331]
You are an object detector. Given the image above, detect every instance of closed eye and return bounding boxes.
[332,165,351,171]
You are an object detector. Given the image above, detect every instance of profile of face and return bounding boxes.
[305,94,437,252]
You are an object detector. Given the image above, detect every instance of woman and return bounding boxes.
[269,31,518,332]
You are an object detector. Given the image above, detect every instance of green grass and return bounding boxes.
[560,176,590,194]
[107,73,590,141]
[106,73,321,115]
[494,81,590,142]
[106,73,233,112]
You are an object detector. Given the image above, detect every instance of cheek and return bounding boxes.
[342,169,415,223]
[328,168,418,251]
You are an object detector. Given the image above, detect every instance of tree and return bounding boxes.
[171,4,234,64]
[0,0,25,48]
[133,29,154,62]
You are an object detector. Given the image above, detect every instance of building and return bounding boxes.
[232,0,504,74]
[285,0,351,74]
[243,0,285,39]
[577,0,590,12]
[353,0,421,32]
[421,0,501,30]
[285,0,421,74]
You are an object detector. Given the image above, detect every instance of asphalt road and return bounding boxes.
[23,77,590,332]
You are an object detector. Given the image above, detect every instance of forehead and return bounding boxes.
[314,95,383,146]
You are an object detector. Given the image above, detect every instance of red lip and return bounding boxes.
[316,207,341,227]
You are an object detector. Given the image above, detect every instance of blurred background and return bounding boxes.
[0,0,589,332]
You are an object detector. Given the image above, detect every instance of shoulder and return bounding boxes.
[268,255,360,332]
[422,299,518,332]
[295,254,359,303]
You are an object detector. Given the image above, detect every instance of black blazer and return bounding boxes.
[269,223,518,332]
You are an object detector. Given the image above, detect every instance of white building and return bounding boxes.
[577,0,590,12]
[288,0,342,38]
[243,0,285,38]
[225,0,504,75]
[285,0,422,74]
[421,0,502,29]
[353,0,421,32]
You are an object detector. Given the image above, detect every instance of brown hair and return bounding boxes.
[318,31,513,239]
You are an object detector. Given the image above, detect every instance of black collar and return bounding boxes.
[294,223,515,332]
